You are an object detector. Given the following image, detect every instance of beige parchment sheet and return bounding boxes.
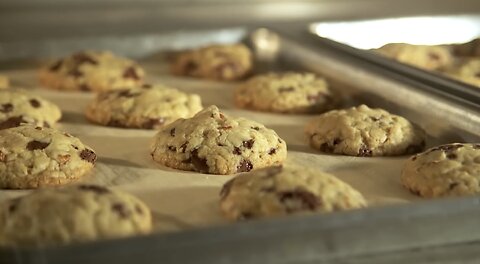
[0,63,424,234]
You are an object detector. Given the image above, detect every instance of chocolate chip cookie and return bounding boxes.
[234,72,336,114]
[150,105,287,174]
[38,50,145,92]
[305,105,425,157]
[0,184,151,247]
[0,90,61,130]
[220,166,367,220]
[401,143,480,197]
[85,84,203,129]
[0,125,97,189]
[376,43,453,70]
[171,44,252,81]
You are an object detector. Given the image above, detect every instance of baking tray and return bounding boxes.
[310,15,480,100]
[1,27,480,263]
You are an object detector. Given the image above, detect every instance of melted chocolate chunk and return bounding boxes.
[251,127,260,131]
[357,145,373,157]
[220,178,236,199]
[123,67,140,80]
[168,146,177,151]
[26,140,50,151]
[278,87,295,93]
[236,160,253,172]
[0,116,27,130]
[78,184,110,194]
[268,148,277,155]
[29,99,41,108]
[242,139,254,149]
[142,118,165,129]
[278,189,318,212]
[233,147,241,155]
[49,59,63,71]
[80,149,97,164]
[170,128,176,137]
[71,144,79,150]
[191,149,209,173]
[0,103,13,113]
[112,203,129,218]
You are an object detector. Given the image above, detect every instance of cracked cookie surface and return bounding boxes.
[305,105,425,157]
[0,125,97,189]
[219,166,366,220]
[0,90,61,130]
[0,184,151,247]
[234,72,336,114]
[401,143,480,197]
[85,84,202,129]
[150,105,287,175]
[38,50,145,92]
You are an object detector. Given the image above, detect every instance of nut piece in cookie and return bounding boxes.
[85,84,203,129]
[219,166,366,220]
[0,90,62,130]
[234,72,337,114]
[171,44,252,81]
[401,143,480,198]
[0,184,152,247]
[305,104,425,157]
[150,105,287,174]
[38,50,145,92]
[0,125,97,189]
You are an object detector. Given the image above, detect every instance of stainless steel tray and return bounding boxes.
[1,27,480,264]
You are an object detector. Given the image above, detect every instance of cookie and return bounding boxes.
[0,90,62,130]
[150,105,287,175]
[220,166,366,220]
[38,50,145,92]
[171,44,252,81]
[442,58,480,87]
[451,38,480,57]
[305,105,425,157]
[0,125,97,189]
[85,84,203,129]
[0,184,151,247]
[401,143,480,198]
[0,75,9,89]
[376,43,452,70]
[234,72,336,114]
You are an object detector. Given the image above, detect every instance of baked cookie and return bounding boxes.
[0,125,97,189]
[85,84,202,129]
[305,105,425,157]
[451,38,480,57]
[443,58,480,87]
[38,50,145,92]
[220,166,366,220]
[171,44,252,81]
[0,184,151,247]
[0,75,9,89]
[401,143,480,198]
[0,90,61,130]
[234,72,336,114]
[150,105,287,175]
[376,43,453,70]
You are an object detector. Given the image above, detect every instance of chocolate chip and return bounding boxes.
[35,127,42,130]
[180,142,188,153]
[0,103,13,113]
[123,67,140,80]
[72,53,98,65]
[268,148,277,155]
[278,138,283,143]
[191,149,209,173]
[49,59,63,71]
[278,189,318,212]
[26,140,50,151]
[80,84,91,91]
[278,87,295,93]
[170,128,176,137]
[446,153,457,159]
[0,151,5,162]
[168,146,177,151]
[236,160,253,172]
[117,90,138,98]
[57,154,71,165]
[370,116,380,122]
[411,155,418,161]
[233,147,241,155]
[0,116,27,130]
[242,139,254,149]
[71,144,79,150]
[449,182,459,190]
[220,178,236,199]
[78,184,110,194]
[112,203,129,218]
[251,127,260,131]
[29,99,41,108]
[357,145,373,157]
[80,149,97,164]
[142,118,165,129]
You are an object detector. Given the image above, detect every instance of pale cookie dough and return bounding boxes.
[234,72,336,114]
[85,84,203,129]
[442,58,480,87]
[220,166,367,220]
[0,125,97,189]
[150,105,287,175]
[376,43,453,70]
[0,75,9,89]
[0,184,152,247]
[0,90,61,130]
[38,50,145,92]
[305,105,425,157]
[401,143,480,198]
[171,44,252,81]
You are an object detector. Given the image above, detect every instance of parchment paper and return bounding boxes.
[0,63,424,234]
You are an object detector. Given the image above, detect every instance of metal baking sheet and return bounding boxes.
[1,27,480,264]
